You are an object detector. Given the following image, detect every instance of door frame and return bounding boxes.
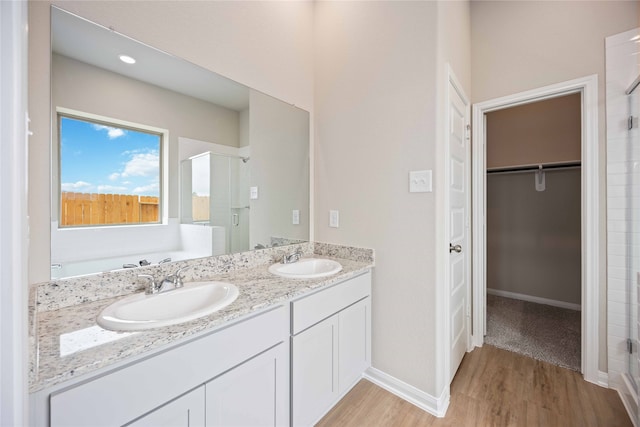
[471,75,600,384]
[0,0,29,424]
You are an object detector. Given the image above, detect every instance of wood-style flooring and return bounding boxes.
[317,345,632,427]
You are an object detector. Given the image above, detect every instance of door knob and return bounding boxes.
[449,243,462,253]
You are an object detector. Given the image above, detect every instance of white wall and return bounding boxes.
[487,169,582,305]
[250,90,310,249]
[28,0,314,283]
[314,0,470,399]
[471,0,638,374]
[485,94,582,168]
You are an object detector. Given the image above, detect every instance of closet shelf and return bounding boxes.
[486,161,581,175]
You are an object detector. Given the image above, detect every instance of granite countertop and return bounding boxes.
[29,243,374,393]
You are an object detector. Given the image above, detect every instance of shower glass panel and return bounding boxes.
[181,152,250,254]
[629,80,640,390]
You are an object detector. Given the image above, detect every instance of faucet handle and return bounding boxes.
[138,274,159,294]
[173,266,189,288]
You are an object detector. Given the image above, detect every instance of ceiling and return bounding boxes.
[52,7,250,111]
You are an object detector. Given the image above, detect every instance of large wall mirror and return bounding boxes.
[50,6,310,280]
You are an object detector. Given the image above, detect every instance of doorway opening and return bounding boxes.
[471,75,600,384]
[483,94,582,371]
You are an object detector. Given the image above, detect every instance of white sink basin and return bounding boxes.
[97,281,239,331]
[268,258,342,279]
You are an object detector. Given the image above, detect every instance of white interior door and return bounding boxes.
[448,74,470,381]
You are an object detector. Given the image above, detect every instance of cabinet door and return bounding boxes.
[206,343,288,427]
[291,314,339,426]
[126,386,205,427]
[338,297,370,394]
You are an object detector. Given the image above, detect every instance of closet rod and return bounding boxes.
[486,161,581,175]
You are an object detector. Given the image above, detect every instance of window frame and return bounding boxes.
[55,108,169,229]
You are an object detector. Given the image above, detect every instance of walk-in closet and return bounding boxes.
[484,93,582,371]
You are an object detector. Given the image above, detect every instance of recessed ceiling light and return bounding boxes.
[119,55,136,64]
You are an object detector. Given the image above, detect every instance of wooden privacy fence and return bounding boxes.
[192,195,210,222]
[61,192,159,226]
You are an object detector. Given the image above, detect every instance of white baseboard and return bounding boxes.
[363,367,449,418]
[487,288,581,311]
[598,370,609,388]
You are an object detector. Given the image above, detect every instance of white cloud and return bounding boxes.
[121,151,159,178]
[132,182,159,195]
[61,181,92,192]
[92,124,126,139]
[96,185,128,193]
[108,172,120,181]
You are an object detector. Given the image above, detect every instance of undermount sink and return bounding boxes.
[268,258,343,279]
[97,281,239,332]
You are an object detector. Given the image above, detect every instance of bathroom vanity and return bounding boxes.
[29,243,373,427]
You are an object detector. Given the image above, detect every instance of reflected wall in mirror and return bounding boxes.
[50,7,310,280]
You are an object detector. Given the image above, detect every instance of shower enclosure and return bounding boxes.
[181,151,250,254]
[627,74,640,392]
[605,28,640,423]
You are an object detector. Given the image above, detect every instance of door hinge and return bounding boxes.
[629,116,638,130]
[465,124,471,140]
[627,338,634,354]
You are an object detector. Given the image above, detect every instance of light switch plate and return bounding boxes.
[329,210,339,228]
[292,209,300,225]
[409,170,432,193]
[250,186,259,200]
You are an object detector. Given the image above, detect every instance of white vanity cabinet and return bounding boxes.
[42,305,289,427]
[291,271,371,426]
[32,267,373,427]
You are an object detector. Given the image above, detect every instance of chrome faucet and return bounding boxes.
[138,267,189,295]
[282,250,302,264]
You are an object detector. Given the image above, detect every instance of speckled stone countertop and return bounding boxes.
[29,242,374,393]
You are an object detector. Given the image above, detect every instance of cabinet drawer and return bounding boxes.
[50,305,287,427]
[291,271,370,335]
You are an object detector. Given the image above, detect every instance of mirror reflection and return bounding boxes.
[50,7,310,280]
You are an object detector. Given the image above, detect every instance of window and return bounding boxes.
[58,113,163,227]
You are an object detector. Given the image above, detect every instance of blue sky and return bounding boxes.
[60,116,160,197]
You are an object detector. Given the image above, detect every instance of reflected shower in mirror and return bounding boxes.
[50,7,309,279]
[180,141,251,255]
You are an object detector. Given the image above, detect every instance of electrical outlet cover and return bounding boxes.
[329,210,339,228]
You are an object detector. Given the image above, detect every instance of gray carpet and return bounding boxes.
[485,294,581,371]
